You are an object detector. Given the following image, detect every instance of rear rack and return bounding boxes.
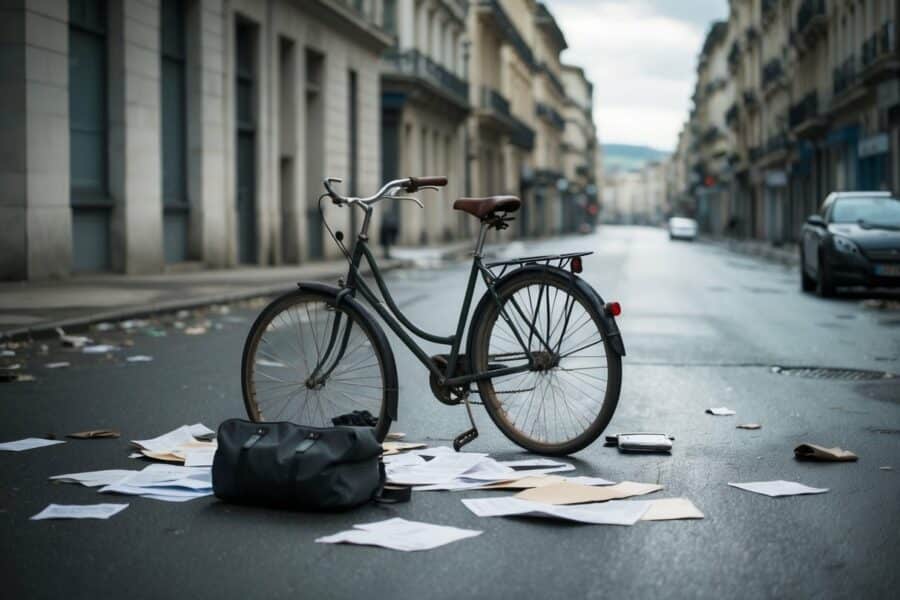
[484,251,593,279]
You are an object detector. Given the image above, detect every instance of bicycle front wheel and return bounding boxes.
[470,269,622,455]
[241,289,396,441]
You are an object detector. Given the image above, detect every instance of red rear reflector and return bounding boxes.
[605,302,621,317]
[571,256,583,273]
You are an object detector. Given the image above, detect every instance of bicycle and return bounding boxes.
[241,176,626,455]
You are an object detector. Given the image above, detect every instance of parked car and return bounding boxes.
[668,217,698,241]
[800,191,900,296]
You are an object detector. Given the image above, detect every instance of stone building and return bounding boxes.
[1,0,391,280]
[560,64,599,231]
[675,0,900,243]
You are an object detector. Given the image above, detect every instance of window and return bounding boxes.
[161,0,189,262]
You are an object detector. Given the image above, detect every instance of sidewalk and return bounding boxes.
[0,241,470,340]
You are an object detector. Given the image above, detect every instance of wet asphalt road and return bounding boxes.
[1,226,899,599]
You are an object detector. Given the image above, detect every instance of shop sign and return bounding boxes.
[857,133,889,158]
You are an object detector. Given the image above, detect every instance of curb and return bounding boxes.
[702,236,799,267]
[0,261,410,342]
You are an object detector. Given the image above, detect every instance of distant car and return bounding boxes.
[668,217,698,241]
[800,191,900,296]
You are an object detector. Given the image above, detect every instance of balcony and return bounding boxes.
[725,103,740,128]
[540,63,566,99]
[748,145,763,162]
[796,0,826,38]
[509,114,535,150]
[762,0,777,26]
[762,58,784,90]
[727,42,741,73]
[765,132,788,154]
[745,26,760,47]
[481,86,510,117]
[861,35,878,68]
[382,49,469,110]
[536,102,565,131]
[478,86,535,150]
[859,21,898,83]
[476,0,535,69]
[832,55,857,96]
[789,91,827,137]
[743,90,759,110]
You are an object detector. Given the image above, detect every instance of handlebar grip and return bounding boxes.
[405,176,448,192]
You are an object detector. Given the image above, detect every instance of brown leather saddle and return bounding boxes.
[452,196,521,220]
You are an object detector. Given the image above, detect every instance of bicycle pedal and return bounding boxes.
[453,428,478,452]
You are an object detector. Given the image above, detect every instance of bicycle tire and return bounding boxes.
[469,269,622,455]
[241,288,397,442]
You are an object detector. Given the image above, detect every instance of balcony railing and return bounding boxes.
[725,103,740,125]
[745,26,760,45]
[477,0,535,68]
[743,90,759,108]
[833,54,857,95]
[796,0,826,36]
[541,63,566,98]
[536,101,565,131]
[383,49,469,106]
[509,113,535,150]
[748,146,763,161]
[881,21,896,54]
[789,91,818,129]
[765,132,788,154]
[481,86,511,117]
[861,34,878,67]
[762,0,777,23]
[702,126,721,143]
[728,42,741,71]
[762,58,783,87]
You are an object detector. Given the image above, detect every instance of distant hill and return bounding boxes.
[602,144,669,174]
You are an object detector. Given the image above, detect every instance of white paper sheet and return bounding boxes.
[461,497,648,525]
[183,447,217,467]
[382,453,426,467]
[316,518,482,551]
[188,423,216,440]
[132,425,197,453]
[499,458,569,469]
[30,503,129,521]
[706,407,736,416]
[564,476,615,486]
[0,437,66,452]
[83,345,118,354]
[50,469,136,487]
[126,355,153,363]
[386,453,489,485]
[728,480,829,497]
[45,362,70,369]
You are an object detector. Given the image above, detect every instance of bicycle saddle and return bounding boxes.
[453,196,521,219]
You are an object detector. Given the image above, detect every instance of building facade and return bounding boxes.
[674,0,900,244]
[2,0,603,281]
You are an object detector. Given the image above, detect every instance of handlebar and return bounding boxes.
[322,176,447,208]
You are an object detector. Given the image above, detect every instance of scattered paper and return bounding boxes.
[633,498,704,521]
[100,464,213,501]
[31,503,129,521]
[0,437,65,452]
[728,480,829,497]
[382,453,427,467]
[83,344,118,354]
[68,429,120,439]
[794,443,857,462]
[515,481,663,505]
[563,476,616,486]
[736,423,761,430]
[50,470,135,487]
[56,328,91,348]
[382,441,427,455]
[119,319,148,330]
[386,452,487,485]
[184,326,207,335]
[45,362,70,369]
[316,518,482,552]
[386,432,406,440]
[880,466,893,471]
[126,355,153,363]
[0,349,14,357]
[188,423,216,440]
[183,447,217,467]
[132,425,198,453]
[461,497,648,525]
[706,407,736,416]
[478,475,569,490]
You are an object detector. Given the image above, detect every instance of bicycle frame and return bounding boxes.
[322,214,567,391]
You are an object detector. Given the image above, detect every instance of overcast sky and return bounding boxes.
[545,0,728,151]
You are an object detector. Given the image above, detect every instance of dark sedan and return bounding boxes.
[800,191,900,296]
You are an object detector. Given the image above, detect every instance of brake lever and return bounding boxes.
[418,186,440,192]
[385,195,424,208]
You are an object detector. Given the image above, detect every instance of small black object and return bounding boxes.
[335,230,344,242]
[331,410,378,427]
[213,419,406,511]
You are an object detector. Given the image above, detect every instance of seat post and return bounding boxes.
[473,221,489,258]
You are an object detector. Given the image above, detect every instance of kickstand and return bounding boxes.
[453,395,479,451]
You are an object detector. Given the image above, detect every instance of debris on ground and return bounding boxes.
[68,429,120,439]
[0,437,66,452]
[462,497,649,525]
[1,372,35,383]
[45,362,70,369]
[515,481,663,505]
[706,407,736,416]
[125,355,153,363]
[316,517,482,552]
[385,432,406,440]
[636,498,705,521]
[794,443,858,462]
[51,470,136,487]
[82,345,118,354]
[1,349,16,357]
[736,423,762,430]
[30,503,129,521]
[880,466,893,471]
[382,441,427,455]
[184,326,207,336]
[129,424,217,463]
[99,464,213,502]
[56,328,91,348]
[605,433,674,452]
[727,480,828,497]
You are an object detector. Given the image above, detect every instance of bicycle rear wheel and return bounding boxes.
[470,269,621,455]
[241,289,396,441]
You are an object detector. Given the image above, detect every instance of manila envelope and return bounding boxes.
[794,443,857,462]
[381,441,427,455]
[641,498,704,521]
[478,475,568,490]
[516,481,662,505]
